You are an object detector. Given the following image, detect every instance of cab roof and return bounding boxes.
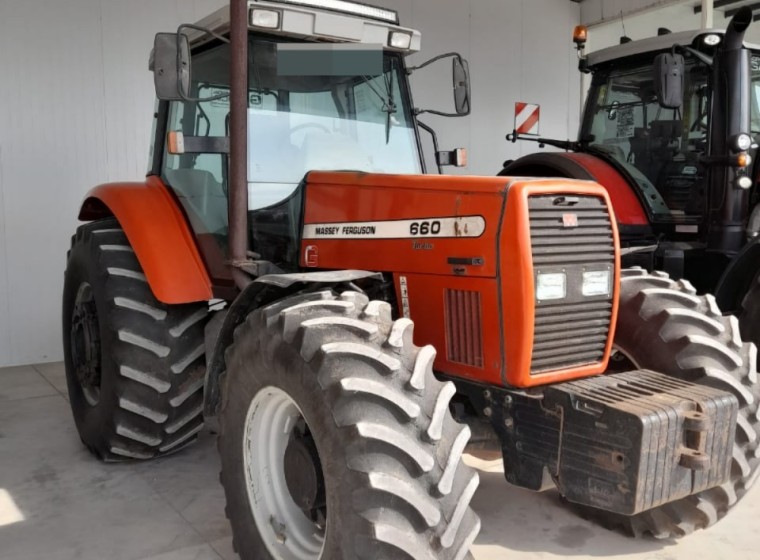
[587,28,760,68]
[187,0,421,54]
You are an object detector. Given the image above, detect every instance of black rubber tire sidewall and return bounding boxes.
[62,228,120,456]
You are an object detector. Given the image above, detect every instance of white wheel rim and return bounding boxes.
[243,386,325,560]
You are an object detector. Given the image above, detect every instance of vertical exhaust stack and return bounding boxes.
[723,6,752,51]
[708,6,753,255]
[229,0,251,289]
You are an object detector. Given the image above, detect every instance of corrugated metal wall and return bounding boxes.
[0,0,581,367]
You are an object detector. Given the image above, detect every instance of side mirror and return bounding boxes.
[150,33,191,101]
[409,52,472,118]
[653,52,684,109]
[453,57,471,116]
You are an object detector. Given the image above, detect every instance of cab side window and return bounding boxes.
[161,45,232,266]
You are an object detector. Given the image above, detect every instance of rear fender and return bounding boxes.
[79,176,212,304]
[715,237,760,312]
[503,152,649,226]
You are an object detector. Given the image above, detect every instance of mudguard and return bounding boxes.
[715,236,760,312]
[503,152,649,226]
[78,175,213,304]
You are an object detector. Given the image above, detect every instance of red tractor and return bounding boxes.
[63,2,760,558]
[502,7,760,358]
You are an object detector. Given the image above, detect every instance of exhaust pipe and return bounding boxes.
[723,6,752,51]
[707,5,753,255]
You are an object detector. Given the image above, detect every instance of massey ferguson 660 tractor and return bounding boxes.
[502,8,760,367]
[63,1,760,558]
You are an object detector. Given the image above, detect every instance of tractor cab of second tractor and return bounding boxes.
[501,7,760,353]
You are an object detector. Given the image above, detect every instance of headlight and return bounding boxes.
[582,270,611,297]
[734,133,753,152]
[536,273,567,301]
[738,176,753,189]
[389,31,412,50]
[250,9,281,29]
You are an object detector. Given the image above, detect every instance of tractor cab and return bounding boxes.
[579,28,760,229]
[149,0,470,292]
[502,8,760,295]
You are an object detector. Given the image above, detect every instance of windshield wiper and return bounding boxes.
[360,72,397,144]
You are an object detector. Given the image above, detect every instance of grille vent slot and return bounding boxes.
[445,289,484,368]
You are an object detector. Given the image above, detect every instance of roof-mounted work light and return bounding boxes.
[255,0,400,24]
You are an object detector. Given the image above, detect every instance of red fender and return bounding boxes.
[505,152,649,226]
[560,153,648,226]
[79,175,213,304]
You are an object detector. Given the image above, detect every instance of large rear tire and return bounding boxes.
[62,218,208,460]
[571,269,760,538]
[218,290,480,560]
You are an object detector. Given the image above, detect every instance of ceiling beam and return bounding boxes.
[726,1,760,17]
[695,0,744,14]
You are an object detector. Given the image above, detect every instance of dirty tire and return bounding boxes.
[62,218,207,461]
[739,269,760,368]
[218,290,481,560]
[570,268,760,538]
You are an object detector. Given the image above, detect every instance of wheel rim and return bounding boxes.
[70,282,101,406]
[243,386,326,560]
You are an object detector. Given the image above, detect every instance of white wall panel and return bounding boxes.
[0,145,10,364]
[0,0,581,367]
[519,0,581,157]
[582,0,687,26]
[0,0,108,365]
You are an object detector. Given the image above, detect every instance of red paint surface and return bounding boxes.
[78,176,213,304]
[560,153,649,226]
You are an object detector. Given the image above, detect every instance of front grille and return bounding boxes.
[445,289,484,367]
[529,195,615,374]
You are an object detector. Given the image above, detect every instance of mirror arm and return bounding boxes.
[407,52,464,74]
[675,45,714,67]
[415,108,469,118]
[416,120,444,174]
[177,23,231,45]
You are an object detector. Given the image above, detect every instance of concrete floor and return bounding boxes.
[1,363,760,560]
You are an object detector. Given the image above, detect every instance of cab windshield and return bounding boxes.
[165,37,421,218]
[583,52,760,222]
[582,58,710,221]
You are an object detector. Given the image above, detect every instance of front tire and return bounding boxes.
[219,290,481,560]
[572,269,760,538]
[62,219,208,460]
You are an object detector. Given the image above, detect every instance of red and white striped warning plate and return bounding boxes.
[514,102,540,135]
